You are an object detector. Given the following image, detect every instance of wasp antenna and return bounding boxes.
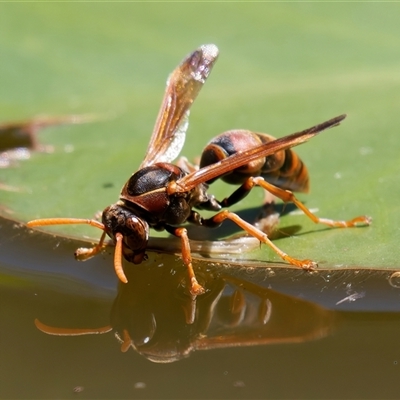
[34,319,112,336]
[114,233,128,284]
[27,218,105,231]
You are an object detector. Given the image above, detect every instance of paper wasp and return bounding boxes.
[27,44,371,296]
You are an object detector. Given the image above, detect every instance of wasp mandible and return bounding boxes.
[27,44,371,296]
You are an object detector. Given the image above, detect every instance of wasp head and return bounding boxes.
[102,202,150,264]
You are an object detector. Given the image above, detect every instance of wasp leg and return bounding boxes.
[226,288,247,327]
[74,230,108,261]
[116,329,133,353]
[198,210,317,269]
[221,275,273,324]
[181,295,197,325]
[251,177,371,227]
[219,177,371,228]
[167,226,205,296]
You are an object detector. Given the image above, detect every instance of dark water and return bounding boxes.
[1,216,400,399]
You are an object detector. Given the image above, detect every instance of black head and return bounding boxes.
[102,202,150,264]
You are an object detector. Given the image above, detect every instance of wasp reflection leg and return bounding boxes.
[115,329,133,353]
[219,177,371,228]
[167,226,205,296]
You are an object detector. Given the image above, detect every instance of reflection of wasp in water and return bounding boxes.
[35,262,336,363]
[27,44,371,296]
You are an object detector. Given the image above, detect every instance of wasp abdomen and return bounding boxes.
[199,129,309,192]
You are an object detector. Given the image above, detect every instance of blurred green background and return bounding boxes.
[1,2,399,268]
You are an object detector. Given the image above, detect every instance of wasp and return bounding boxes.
[27,44,371,296]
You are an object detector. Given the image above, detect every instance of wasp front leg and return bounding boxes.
[74,230,108,261]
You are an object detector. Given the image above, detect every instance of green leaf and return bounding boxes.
[1,3,399,270]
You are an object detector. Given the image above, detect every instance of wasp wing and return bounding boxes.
[139,44,219,169]
[175,114,347,192]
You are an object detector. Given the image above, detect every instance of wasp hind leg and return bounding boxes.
[219,177,371,228]
[195,176,371,269]
[197,209,317,270]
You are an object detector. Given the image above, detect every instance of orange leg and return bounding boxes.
[227,177,372,228]
[206,176,371,269]
[119,329,133,353]
[253,177,371,227]
[75,230,107,261]
[208,210,317,269]
[173,227,205,296]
